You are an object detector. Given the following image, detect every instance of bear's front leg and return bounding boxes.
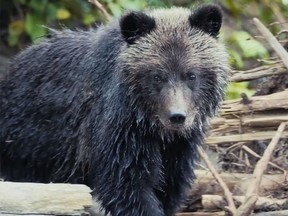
[159,169,194,216]
[111,187,163,215]
[92,141,165,216]
[157,140,197,216]
[93,169,165,216]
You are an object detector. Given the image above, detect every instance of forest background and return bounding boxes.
[1,0,288,98]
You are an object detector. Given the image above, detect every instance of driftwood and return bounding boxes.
[196,18,288,216]
[220,89,288,116]
[212,113,288,132]
[1,170,285,215]
[207,130,288,145]
[201,195,287,211]
[0,182,93,216]
[254,211,288,216]
[205,89,288,145]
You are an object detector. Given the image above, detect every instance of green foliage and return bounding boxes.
[8,20,24,46]
[6,0,96,45]
[229,31,268,59]
[5,0,148,45]
[220,0,288,99]
[25,13,47,42]
[3,0,288,100]
[146,0,167,8]
[5,0,288,48]
[227,31,269,70]
[225,82,255,100]
[105,0,146,17]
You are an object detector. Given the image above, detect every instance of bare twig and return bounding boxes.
[198,147,237,215]
[13,0,24,20]
[269,21,288,26]
[234,195,258,216]
[242,145,286,173]
[253,18,288,70]
[88,0,112,21]
[276,30,288,38]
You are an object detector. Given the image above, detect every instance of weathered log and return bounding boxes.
[206,90,288,145]
[255,210,288,216]
[220,89,288,116]
[211,113,288,133]
[201,195,287,211]
[206,130,288,145]
[0,182,93,216]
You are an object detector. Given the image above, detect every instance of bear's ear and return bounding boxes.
[120,12,156,44]
[189,4,222,38]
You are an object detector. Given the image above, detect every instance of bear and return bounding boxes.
[0,4,229,216]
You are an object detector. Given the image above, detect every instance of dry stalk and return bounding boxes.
[88,0,112,21]
[242,145,286,173]
[198,147,237,215]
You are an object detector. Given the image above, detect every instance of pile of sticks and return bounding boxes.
[183,18,288,216]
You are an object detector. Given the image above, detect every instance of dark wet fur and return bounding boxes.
[0,5,228,216]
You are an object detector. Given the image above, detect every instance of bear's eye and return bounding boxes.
[153,75,162,82]
[187,73,196,81]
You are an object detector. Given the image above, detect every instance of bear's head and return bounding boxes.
[119,5,229,133]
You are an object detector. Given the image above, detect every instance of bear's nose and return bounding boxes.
[169,112,186,124]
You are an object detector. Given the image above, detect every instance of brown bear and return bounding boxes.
[0,5,229,216]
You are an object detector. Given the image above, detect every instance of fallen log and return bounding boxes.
[201,195,287,211]
[255,210,288,216]
[181,195,288,216]
[220,89,288,116]
[0,182,93,216]
[206,130,288,145]
[211,113,288,134]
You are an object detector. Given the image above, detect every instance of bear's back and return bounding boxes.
[0,25,123,183]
